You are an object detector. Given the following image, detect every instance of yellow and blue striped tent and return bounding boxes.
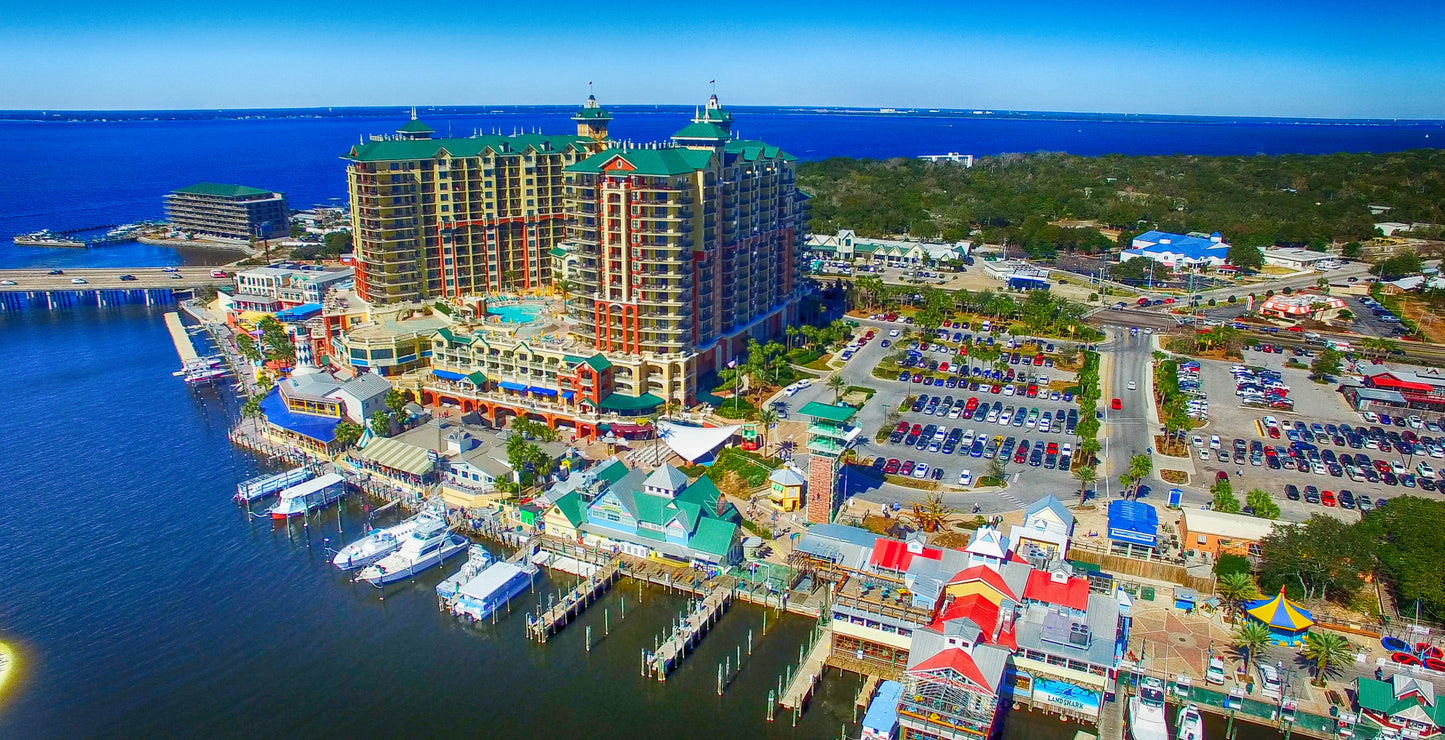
[1245,586,1315,645]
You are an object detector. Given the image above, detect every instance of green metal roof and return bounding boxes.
[583,354,612,372]
[345,134,590,162]
[549,491,588,527]
[548,246,568,258]
[689,517,739,557]
[465,371,488,386]
[725,139,796,163]
[397,119,434,133]
[799,401,858,423]
[567,148,714,176]
[1356,677,1445,725]
[573,107,612,120]
[672,122,732,141]
[698,107,732,123]
[597,391,663,411]
[172,182,274,198]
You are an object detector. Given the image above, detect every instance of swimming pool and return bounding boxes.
[488,303,544,324]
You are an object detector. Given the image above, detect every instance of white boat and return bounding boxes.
[436,544,495,599]
[449,561,538,622]
[332,511,437,571]
[1129,676,1170,740]
[355,517,469,586]
[266,473,347,519]
[1176,703,1205,740]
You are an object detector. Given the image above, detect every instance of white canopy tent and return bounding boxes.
[655,420,742,463]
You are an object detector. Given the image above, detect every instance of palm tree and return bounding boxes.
[785,326,800,351]
[828,374,848,404]
[554,277,573,306]
[1127,453,1153,491]
[1301,632,1354,686]
[1072,465,1097,506]
[756,408,779,452]
[1233,622,1273,670]
[1215,572,1261,622]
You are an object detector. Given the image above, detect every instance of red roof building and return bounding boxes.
[1023,569,1091,612]
[908,647,997,693]
[1366,372,1445,408]
[870,537,942,572]
[948,565,1018,602]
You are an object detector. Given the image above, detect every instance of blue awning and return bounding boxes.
[499,381,528,392]
[432,369,466,381]
[529,387,557,396]
[561,390,574,399]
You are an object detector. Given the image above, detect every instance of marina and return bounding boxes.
[11,223,146,249]
[354,515,469,586]
[264,472,348,520]
[234,465,313,503]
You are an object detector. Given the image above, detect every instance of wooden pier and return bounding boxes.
[779,627,832,709]
[164,311,199,363]
[527,558,623,643]
[647,586,732,680]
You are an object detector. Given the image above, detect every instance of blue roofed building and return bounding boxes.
[1106,500,1160,559]
[258,365,391,456]
[1119,230,1230,269]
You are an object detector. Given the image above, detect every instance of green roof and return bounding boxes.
[567,148,714,176]
[549,491,588,528]
[593,459,631,487]
[799,401,858,423]
[548,246,568,258]
[397,119,434,133]
[573,107,611,120]
[345,134,590,162]
[690,517,739,557]
[672,122,732,141]
[173,182,274,198]
[1357,677,1445,726]
[698,107,733,123]
[583,354,612,372]
[725,139,796,163]
[597,391,664,411]
[466,371,488,386]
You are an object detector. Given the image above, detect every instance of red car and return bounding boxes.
[1216,471,1229,483]
[990,384,1001,394]
[1374,459,1391,474]
[883,459,901,475]
[1321,490,1337,507]
[1033,354,1044,366]
[1112,398,1122,410]
[1268,427,1281,439]
[895,421,910,434]
[1014,441,1030,464]
[1046,442,1060,456]
[1027,385,1039,398]
[900,461,916,476]
[965,397,979,413]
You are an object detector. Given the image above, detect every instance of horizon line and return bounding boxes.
[2,104,1444,125]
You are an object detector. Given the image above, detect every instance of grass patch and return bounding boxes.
[885,475,939,491]
[687,447,779,488]
[977,476,1007,488]
[805,357,835,371]
[846,385,876,403]
[740,519,774,540]
[1160,470,1188,484]
[787,348,822,365]
[715,397,758,419]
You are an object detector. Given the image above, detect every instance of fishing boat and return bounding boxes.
[447,561,538,622]
[266,473,347,519]
[1129,676,1170,740]
[355,517,469,586]
[436,544,495,600]
[235,466,312,503]
[332,510,439,571]
[1175,703,1205,740]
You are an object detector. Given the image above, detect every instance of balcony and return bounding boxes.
[807,422,855,440]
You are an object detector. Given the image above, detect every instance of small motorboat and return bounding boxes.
[1176,703,1205,740]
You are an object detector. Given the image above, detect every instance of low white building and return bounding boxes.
[808,229,971,266]
[1119,230,1229,269]
[1261,248,1332,271]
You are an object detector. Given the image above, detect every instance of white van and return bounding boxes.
[1256,662,1282,700]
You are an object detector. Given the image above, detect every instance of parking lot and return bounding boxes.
[1188,350,1444,521]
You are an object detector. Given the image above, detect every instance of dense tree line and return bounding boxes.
[798,150,1445,258]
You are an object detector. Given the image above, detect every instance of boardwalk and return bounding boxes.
[163,311,199,363]
[1097,694,1124,740]
[527,558,622,643]
[779,627,832,709]
[648,586,732,680]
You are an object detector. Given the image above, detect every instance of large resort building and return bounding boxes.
[339,96,810,437]
[166,182,290,240]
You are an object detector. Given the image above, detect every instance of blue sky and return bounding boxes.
[4,0,1444,118]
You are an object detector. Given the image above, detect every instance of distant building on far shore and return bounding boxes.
[165,182,290,240]
[918,152,974,166]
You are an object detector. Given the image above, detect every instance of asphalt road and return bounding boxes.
[0,267,232,290]
[1101,330,1156,495]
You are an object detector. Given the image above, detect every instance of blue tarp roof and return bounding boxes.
[1107,500,1159,546]
[273,303,323,322]
[259,388,339,443]
[433,369,466,381]
[862,680,902,733]
[1128,230,1229,261]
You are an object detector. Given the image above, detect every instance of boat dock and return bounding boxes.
[647,585,731,680]
[164,312,199,363]
[1096,693,1124,740]
[526,558,623,643]
[779,626,832,709]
